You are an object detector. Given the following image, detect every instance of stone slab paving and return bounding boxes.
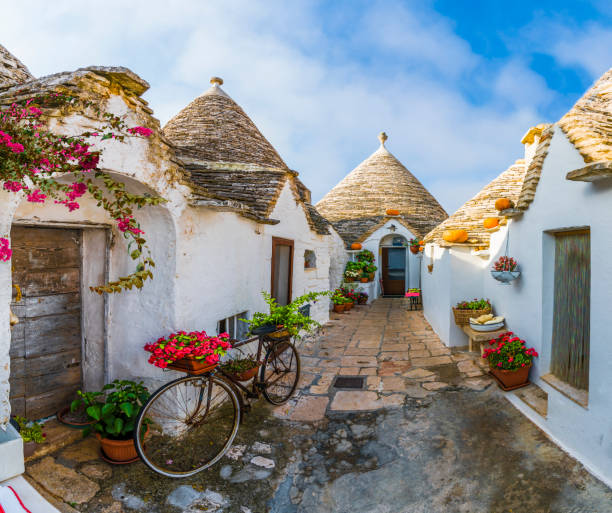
[22,299,612,512]
[275,298,492,421]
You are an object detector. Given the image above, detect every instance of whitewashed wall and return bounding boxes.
[422,125,612,485]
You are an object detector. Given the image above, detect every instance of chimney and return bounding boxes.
[521,124,546,168]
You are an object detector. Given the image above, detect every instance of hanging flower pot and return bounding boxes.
[491,256,520,284]
[350,243,362,250]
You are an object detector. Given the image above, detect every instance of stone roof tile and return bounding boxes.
[425,159,527,246]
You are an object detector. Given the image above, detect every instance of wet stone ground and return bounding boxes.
[24,300,612,512]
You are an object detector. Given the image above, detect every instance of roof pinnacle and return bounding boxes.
[378,132,388,146]
[210,76,224,86]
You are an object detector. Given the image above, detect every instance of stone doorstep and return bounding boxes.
[515,383,549,417]
[25,419,83,463]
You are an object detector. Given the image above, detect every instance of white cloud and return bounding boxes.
[0,0,555,214]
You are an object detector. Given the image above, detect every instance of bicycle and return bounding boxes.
[133,326,301,478]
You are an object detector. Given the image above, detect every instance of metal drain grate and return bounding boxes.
[333,376,365,389]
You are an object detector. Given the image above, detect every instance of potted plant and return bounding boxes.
[356,249,374,264]
[144,330,232,372]
[360,273,369,283]
[364,263,377,281]
[482,332,539,390]
[57,391,100,429]
[13,416,46,459]
[243,291,330,338]
[491,256,520,284]
[344,268,360,282]
[220,355,261,381]
[82,380,150,463]
[357,291,368,305]
[452,298,492,326]
[409,238,421,254]
[332,290,349,312]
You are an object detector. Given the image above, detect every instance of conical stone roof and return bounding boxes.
[163,77,287,169]
[316,133,447,244]
[0,44,33,88]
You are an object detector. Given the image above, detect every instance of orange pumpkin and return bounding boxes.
[386,209,400,216]
[494,198,514,211]
[442,229,469,243]
[483,217,499,229]
[350,243,362,250]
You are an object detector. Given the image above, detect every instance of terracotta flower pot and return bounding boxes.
[410,246,419,254]
[167,356,218,375]
[490,364,531,390]
[96,426,148,463]
[360,277,369,283]
[57,406,96,429]
[23,441,38,460]
[346,301,354,310]
[333,303,344,313]
[228,364,261,382]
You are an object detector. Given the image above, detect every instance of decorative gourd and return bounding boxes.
[483,217,499,229]
[386,209,400,216]
[350,243,362,250]
[495,198,514,211]
[442,229,469,243]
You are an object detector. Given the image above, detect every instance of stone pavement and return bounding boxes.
[21,299,612,513]
[273,298,491,421]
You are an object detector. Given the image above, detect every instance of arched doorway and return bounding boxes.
[380,235,408,296]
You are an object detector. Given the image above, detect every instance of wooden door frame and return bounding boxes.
[381,246,407,296]
[271,237,294,305]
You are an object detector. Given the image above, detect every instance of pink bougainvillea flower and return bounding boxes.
[127,126,154,137]
[3,181,24,192]
[0,238,12,262]
[27,189,47,203]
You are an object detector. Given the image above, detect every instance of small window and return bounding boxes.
[217,311,249,340]
[304,250,316,269]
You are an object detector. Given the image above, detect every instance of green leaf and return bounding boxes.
[101,403,115,418]
[86,405,101,421]
[70,399,81,412]
[114,417,124,434]
[119,402,134,417]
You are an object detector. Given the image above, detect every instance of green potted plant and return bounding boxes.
[409,238,421,254]
[331,290,349,313]
[13,416,46,459]
[243,291,330,338]
[57,391,100,429]
[452,298,492,326]
[356,249,374,263]
[482,332,539,390]
[357,291,368,305]
[81,379,150,463]
[364,263,377,281]
[220,355,261,381]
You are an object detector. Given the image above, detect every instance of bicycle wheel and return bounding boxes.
[261,340,300,405]
[134,375,240,478]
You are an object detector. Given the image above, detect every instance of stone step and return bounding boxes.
[514,383,548,418]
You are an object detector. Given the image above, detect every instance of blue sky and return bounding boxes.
[1,1,610,213]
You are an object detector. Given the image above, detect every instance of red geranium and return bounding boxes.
[482,331,538,371]
[144,330,232,369]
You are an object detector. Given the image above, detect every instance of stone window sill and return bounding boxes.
[541,373,588,409]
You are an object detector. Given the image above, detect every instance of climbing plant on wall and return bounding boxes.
[0,92,164,293]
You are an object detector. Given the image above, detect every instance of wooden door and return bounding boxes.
[271,237,293,306]
[382,247,406,296]
[551,229,590,390]
[10,226,82,419]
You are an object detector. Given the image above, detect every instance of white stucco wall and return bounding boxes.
[423,125,612,485]
[482,126,612,484]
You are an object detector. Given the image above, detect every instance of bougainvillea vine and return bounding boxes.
[0,92,165,293]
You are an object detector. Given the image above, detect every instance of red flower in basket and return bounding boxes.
[144,330,231,369]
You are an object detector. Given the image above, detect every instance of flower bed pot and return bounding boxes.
[410,246,419,254]
[57,405,96,429]
[251,323,278,335]
[452,307,491,326]
[491,270,521,284]
[489,364,531,390]
[167,356,219,375]
[360,277,369,283]
[96,425,148,463]
[333,303,345,313]
[346,301,354,310]
[227,364,261,382]
[268,327,290,339]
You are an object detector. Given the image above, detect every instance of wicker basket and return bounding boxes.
[452,307,492,326]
